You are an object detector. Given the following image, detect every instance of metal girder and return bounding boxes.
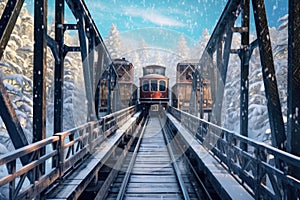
[199,0,240,126]
[239,0,250,151]
[65,0,108,50]
[54,0,65,133]
[287,0,300,197]
[33,0,47,143]
[0,0,24,59]
[287,0,300,158]
[77,15,96,120]
[0,79,29,149]
[200,0,242,56]
[252,0,286,150]
[65,0,114,118]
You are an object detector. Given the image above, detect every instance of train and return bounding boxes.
[172,62,212,115]
[139,65,169,105]
[96,59,212,117]
[95,58,137,117]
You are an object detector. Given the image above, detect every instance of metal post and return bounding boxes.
[214,38,223,125]
[252,0,286,150]
[77,16,96,121]
[33,0,48,177]
[54,0,65,133]
[107,67,112,114]
[287,0,300,198]
[33,0,47,142]
[240,0,250,152]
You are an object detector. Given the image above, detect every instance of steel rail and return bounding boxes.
[165,120,213,200]
[159,114,190,200]
[116,116,149,200]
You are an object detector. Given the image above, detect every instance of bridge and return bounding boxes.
[0,0,300,199]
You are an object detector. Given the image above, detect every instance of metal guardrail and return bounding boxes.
[168,106,300,199]
[0,106,136,199]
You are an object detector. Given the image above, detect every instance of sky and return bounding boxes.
[25,0,288,49]
[83,0,288,46]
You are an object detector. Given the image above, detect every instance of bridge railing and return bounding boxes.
[168,106,300,199]
[0,106,136,199]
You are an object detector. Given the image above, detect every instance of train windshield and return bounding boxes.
[150,80,158,91]
[159,80,166,91]
[142,80,149,92]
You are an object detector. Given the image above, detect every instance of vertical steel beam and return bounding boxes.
[33,0,47,177]
[210,25,234,126]
[214,38,223,125]
[54,0,65,133]
[107,67,112,114]
[77,16,96,120]
[287,0,300,197]
[252,0,286,149]
[88,30,96,93]
[33,0,47,142]
[239,0,250,151]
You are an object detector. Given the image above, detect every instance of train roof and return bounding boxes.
[112,58,132,65]
[140,74,168,79]
[143,65,166,69]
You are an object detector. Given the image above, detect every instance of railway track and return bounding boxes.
[104,109,212,200]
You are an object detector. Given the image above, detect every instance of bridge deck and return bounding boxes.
[106,116,183,199]
[106,114,202,200]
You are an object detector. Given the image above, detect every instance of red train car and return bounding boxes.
[139,65,169,104]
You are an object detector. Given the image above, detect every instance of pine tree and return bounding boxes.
[131,52,141,85]
[176,35,190,61]
[105,24,124,59]
[191,29,210,60]
[138,39,150,66]
[0,4,35,149]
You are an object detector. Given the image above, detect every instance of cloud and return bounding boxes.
[124,7,185,27]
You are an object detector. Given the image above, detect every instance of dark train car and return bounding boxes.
[172,62,212,113]
[96,70,109,114]
[96,58,137,116]
[139,65,169,104]
[113,58,137,107]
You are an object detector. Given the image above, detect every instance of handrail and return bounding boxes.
[0,106,137,199]
[168,106,300,199]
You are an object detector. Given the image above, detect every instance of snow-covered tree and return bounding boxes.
[0,4,35,149]
[222,15,289,143]
[191,29,210,60]
[105,24,124,59]
[176,35,190,61]
[273,14,288,120]
[130,52,142,85]
[138,39,151,66]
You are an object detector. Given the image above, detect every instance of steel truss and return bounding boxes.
[0,0,115,151]
[196,0,288,151]
[193,0,299,197]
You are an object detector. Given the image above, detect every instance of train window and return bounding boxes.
[150,80,158,91]
[159,80,166,91]
[142,80,149,92]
